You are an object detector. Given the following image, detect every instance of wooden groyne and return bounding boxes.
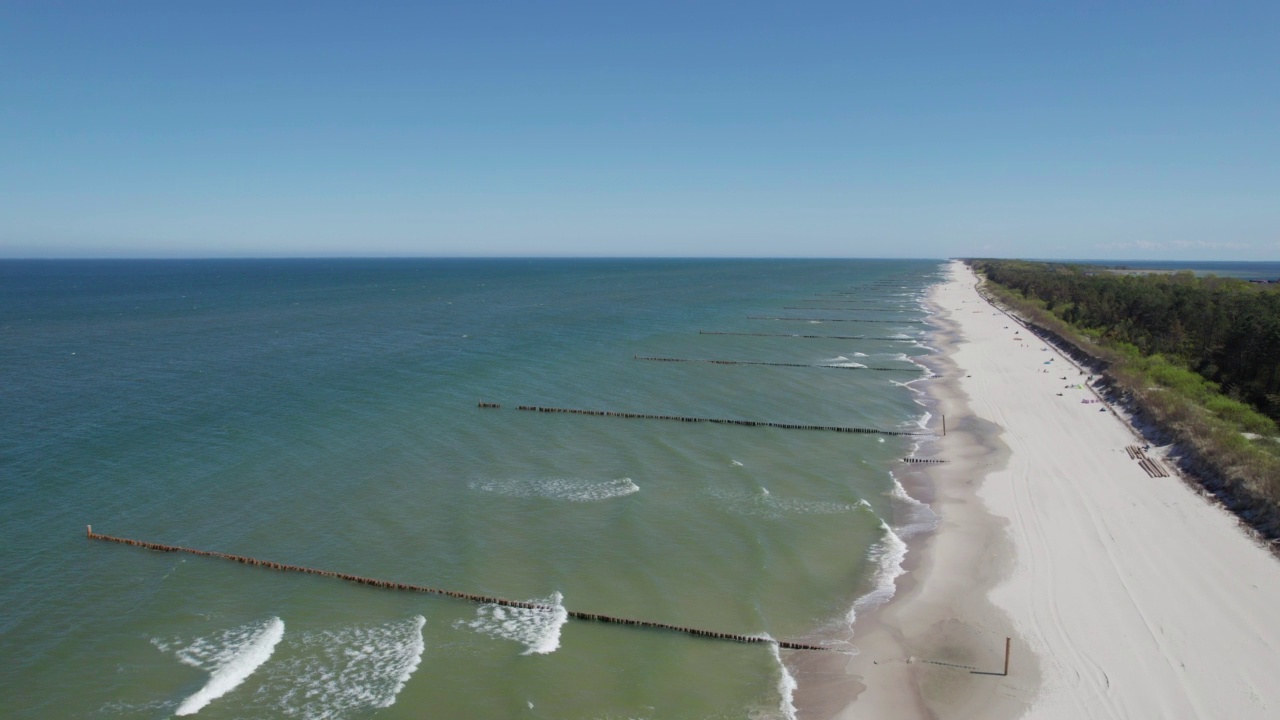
[902,457,947,464]
[508,404,928,436]
[748,316,925,324]
[477,402,502,409]
[802,299,906,304]
[698,331,920,342]
[85,527,831,652]
[633,355,920,373]
[784,306,909,312]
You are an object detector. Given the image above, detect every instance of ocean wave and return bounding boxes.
[458,593,568,655]
[709,488,867,520]
[845,520,908,627]
[153,616,285,717]
[469,476,639,503]
[889,472,940,538]
[822,355,868,368]
[845,474,938,628]
[263,615,426,720]
[768,639,798,720]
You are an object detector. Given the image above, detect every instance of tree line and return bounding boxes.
[970,260,1280,422]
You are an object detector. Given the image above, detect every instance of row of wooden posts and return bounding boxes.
[799,299,908,305]
[748,316,926,324]
[490,404,930,437]
[632,355,920,373]
[85,528,832,652]
[698,331,920,341]
[783,306,909,312]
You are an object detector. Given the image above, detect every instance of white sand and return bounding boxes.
[825,261,1280,719]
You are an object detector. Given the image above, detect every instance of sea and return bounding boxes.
[0,258,944,720]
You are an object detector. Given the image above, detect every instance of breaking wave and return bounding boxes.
[152,616,285,717]
[262,616,426,720]
[458,593,568,655]
[470,476,639,502]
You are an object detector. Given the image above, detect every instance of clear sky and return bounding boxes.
[2,2,1277,260]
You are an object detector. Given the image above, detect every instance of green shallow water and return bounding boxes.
[0,258,942,719]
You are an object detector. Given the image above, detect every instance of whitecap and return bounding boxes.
[823,356,868,368]
[261,615,426,720]
[469,477,639,503]
[152,616,285,717]
[845,521,908,627]
[888,472,939,538]
[845,474,937,628]
[458,593,568,655]
[768,640,798,720]
[708,488,865,520]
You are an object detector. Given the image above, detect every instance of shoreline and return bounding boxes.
[806,259,1280,719]
[797,261,1031,720]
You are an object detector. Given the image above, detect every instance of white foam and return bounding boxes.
[731,459,744,467]
[888,472,940,538]
[823,355,868,368]
[469,476,639,503]
[845,520,908,627]
[708,488,866,520]
[263,615,426,720]
[167,616,285,716]
[459,593,568,655]
[768,640,799,720]
[852,351,868,357]
[844,474,938,628]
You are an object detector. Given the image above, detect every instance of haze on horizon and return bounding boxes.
[2,2,1276,261]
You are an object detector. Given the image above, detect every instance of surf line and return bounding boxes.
[501,405,930,437]
[632,355,920,373]
[84,527,831,653]
[698,331,921,342]
[748,316,926,324]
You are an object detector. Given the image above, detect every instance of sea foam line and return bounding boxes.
[266,615,426,720]
[160,616,285,716]
[460,592,569,655]
[768,638,799,720]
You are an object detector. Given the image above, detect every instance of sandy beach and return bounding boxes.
[822,260,1280,719]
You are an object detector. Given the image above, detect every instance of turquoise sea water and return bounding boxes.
[0,258,942,719]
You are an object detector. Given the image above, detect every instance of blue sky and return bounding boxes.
[2,2,1276,259]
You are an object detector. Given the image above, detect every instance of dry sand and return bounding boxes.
[817,260,1280,719]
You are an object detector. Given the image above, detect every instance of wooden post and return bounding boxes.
[942,415,946,436]
[1003,636,1011,676]
[86,525,92,538]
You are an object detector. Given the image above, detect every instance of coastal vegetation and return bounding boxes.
[967,259,1280,538]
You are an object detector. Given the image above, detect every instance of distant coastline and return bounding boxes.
[1039,259,1280,282]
